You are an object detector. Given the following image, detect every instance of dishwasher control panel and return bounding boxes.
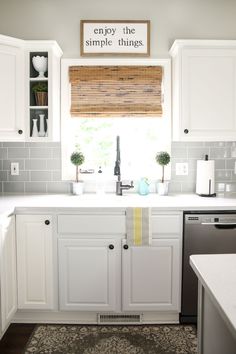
[185,213,236,225]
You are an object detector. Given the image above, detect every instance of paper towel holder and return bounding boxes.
[196,154,216,197]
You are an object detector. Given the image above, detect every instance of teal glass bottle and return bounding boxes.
[138,178,149,195]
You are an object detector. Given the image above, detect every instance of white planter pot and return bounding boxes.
[72,182,84,195]
[157,181,169,196]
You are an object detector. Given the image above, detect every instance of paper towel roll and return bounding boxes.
[196,160,215,196]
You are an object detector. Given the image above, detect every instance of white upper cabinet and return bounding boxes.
[170,40,236,141]
[0,35,25,141]
[0,34,62,142]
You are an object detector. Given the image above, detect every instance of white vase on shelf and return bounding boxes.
[32,56,48,78]
[45,118,48,137]
[31,118,39,137]
[38,114,45,137]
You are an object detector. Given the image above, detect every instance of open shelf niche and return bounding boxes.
[26,41,62,141]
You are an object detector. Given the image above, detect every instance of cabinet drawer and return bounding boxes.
[152,214,182,238]
[58,214,126,235]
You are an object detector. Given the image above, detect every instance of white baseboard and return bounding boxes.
[13,310,179,324]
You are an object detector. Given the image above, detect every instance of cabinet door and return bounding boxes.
[0,216,17,334]
[0,42,25,140]
[58,238,120,311]
[122,239,180,311]
[181,48,236,141]
[16,215,54,309]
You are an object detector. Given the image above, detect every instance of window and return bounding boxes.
[61,59,171,188]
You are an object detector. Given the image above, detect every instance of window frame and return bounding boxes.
[61,58,171,181]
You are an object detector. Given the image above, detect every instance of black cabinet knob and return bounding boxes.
[123,244,129,250]
[109,244,114,250]
[18,129,23,135]
[45,220,50,225]
[184,129,189,134]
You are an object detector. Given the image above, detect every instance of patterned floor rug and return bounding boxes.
[24,324,197,354]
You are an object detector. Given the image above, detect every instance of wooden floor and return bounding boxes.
[0,324,36,354]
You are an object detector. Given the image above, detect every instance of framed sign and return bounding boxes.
[80,20,150,56]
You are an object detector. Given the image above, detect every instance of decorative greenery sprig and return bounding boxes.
[155,151,170,183]
[32,82,48,93]
[70,151,85,182]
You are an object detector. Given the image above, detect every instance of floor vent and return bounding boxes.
[98,314,142,324]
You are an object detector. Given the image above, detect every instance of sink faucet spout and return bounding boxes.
[114,136,134,195]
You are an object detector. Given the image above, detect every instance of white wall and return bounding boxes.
[0,0,236,57]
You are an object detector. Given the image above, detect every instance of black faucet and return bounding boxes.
[114,136,134,195]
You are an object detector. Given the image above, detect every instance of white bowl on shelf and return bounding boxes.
[32,56,48,78]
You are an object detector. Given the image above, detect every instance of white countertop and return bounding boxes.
[0,193,235,218]
[190,254,236,340]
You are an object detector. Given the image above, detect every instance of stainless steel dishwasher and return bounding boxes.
[181,211,236,323]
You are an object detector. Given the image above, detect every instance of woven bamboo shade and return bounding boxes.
[69,66,163,117]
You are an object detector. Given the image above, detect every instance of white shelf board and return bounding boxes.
[30,106,48,109]
[30,77,48,81]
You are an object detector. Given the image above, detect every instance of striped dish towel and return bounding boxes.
[126,207,152,246]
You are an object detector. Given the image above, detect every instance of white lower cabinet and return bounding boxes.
[0,216,17,335]
[16,215,54,310]
[58,238,120,311]
[57,211,182,315]
[10,210,181,324]
[122,239,180,311]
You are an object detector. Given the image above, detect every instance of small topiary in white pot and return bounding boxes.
[155,151,170,196]
[70,151,85,195]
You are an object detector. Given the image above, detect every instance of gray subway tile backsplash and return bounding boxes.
[209,147,231,159]
[169,181,182,193]
[25,142,60,147]
[171,147,188,158]
[0,141,236,194]
[225,159,235,170]
[215,170,232,181]
[3,142,25,147]
[3,159,25,170]
[215,159,226,170]
[52,148,61,159]
[25,159,47,170]
[0,148,7,159]
[25,182,47,193]
[171,141,236,193]
[3,182,25,193]
[30,171,52,181]
[52,170,62,181]
[47,181,70,194]
[8,171,30,182]
[30,148,53,159]
[0,171,8,182]
[187,147,210,159]
[8,147,29,159]
[46,159,61,170]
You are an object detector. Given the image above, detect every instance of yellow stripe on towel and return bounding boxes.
[126,207,151,246]
[134,208,142,246]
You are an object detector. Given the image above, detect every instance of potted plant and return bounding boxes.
[70,151,85,195]
[155,151,170,196]
[32,82,48,106]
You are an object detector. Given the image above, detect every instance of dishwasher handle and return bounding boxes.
[201,222,236,229]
